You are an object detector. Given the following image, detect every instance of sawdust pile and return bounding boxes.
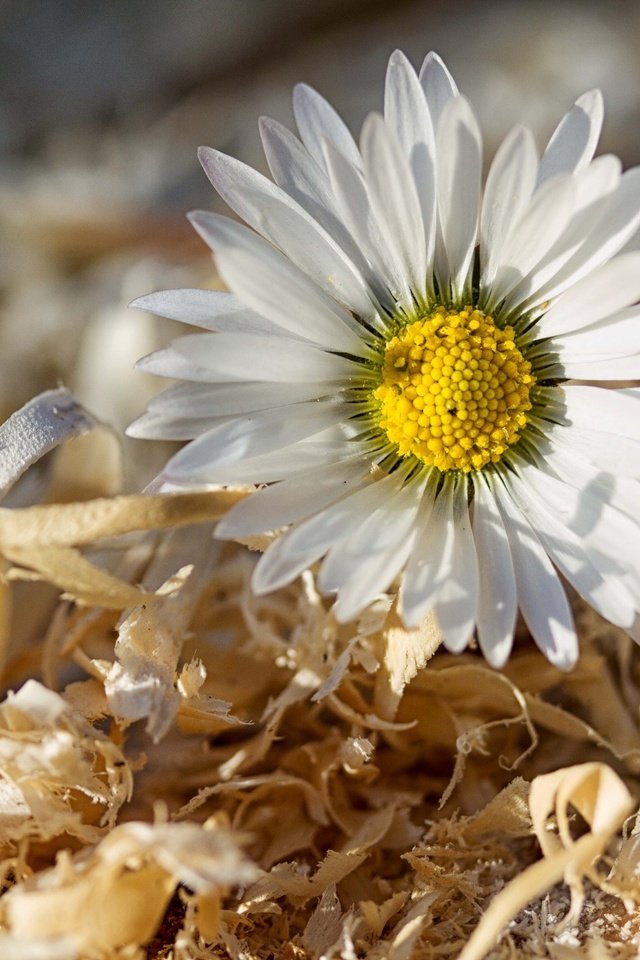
[0,398,639,960]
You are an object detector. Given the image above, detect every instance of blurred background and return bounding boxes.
[1,0,639,487]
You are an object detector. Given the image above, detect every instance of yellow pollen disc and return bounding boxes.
[373,305,535,472]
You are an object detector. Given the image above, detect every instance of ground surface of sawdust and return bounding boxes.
[0,472,638,959]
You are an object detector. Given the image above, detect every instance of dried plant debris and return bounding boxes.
[0,403,639,958]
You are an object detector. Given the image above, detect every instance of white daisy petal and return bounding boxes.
[189,211,373,356]
[503,154,621,313]
[332,529,416,623]
[522,439,640,545]
[130,289,269,333]
[434,483,480,653]
[164,400,349,480]
[491,478,578,670]
[293,82,362,170]
[515,455,640,604]
[319,472,423,593]
[384,49,437,282]
[145,380,339,418]
[480,125,538,290]
[360,113,427,304]
[522,167,640,311]
[128,411,231,440]
[544,423,640,478]
[557,384,640,440]
[436,95,482,301]
[557,356,640,380]
[552,307,640,359]
[534,251,640,338]
[400,478,478,652]
[322,137,403,309]
[187,438,365,485]
[537,89,604,186]
[259,116,380,282]
[419,51,459,131]
[217,457,370,539]
[485,174,575,310]
[198,147,378,321]
[170,330,358,383]
[529,426,640,520]
[260,116,333,211]
[394,479,443,627]
[471,475,517,668]
[135,345,221,382]
[252,473,403,595]
[506,468,636,628]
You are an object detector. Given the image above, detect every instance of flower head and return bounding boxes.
[129,50,640,669]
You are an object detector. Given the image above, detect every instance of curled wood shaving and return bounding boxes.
[0,679,131,852]
[0,389,101,501]
[459,764,635,960]
[1,818,258,957]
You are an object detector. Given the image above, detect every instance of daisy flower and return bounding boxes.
[129,50,640,669]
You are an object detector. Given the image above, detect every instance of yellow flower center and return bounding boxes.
[373,306,535,472]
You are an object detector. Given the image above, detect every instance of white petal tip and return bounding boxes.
[186,209,206,226]
[292,82,321,119]
[129,294,157,312]
[198,147,232,188]
[251,548,301,596]
[250,570,280,597]
[361,110,384,132]
[577,88,603,108]
[421,50,451,75]
[212,521,229,541]
[359,111,385,151]
[332,596,368,625]
[388,49,411,68]
[142,473,170,494]
[483,646,512,670]
[396,603,425,631]
[422,50,442,66]
[545,646,579,672]
[187,210,219,245]
[214,508,259,540]
[125,416,151,439]
[133,352,158,372]
[441,630,474,655]
[197,145,215,163]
